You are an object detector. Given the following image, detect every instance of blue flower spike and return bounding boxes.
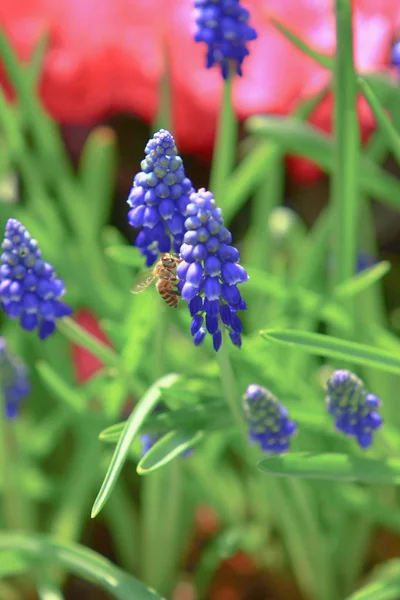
[127,129,194,267]
[243,384,297,454]
[194,0,257,79]
[178,187,248,351]
[391,39,400,70]
[326,370,383,449]
[0,219,72,340]
[0,337,30,419]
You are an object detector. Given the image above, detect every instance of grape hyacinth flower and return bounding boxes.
[194,0,257,79]
[243,384,297,454]
[0,337,30,419]
[391,39,400,74]
[177,188,248,351]
[326,370,383,449]
[0,219,72,340]
[127,129,194,267]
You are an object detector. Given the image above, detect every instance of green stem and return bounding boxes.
[216,339,247,444]
[210,76,237,204]
[140,308,182,596]
[58,317,122,371]
[332,0,360,286]
[0,391,32,530]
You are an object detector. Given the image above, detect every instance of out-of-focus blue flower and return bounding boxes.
[326,370,383,449]
[140,432,193,458]
[391,39,400,70]
[0,337,30,419]
[127,129,194,267]
[242,384,297,453]
[177,188,248,351]
[140,433,159,456]
[193,0,257,79]
[356,251,377,273]
[0,219,72,340]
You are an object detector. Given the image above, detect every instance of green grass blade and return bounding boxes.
[100,402,229,443]
[0,551,29,578]
[332,0,360,284]
[223,140,276,223]
[58,317,121,371]
[79,126,117,232]
[348,560,400,600]
[334,261,391,299]
[91,373,180,518]
[358,77,400,166]
[261,329,400,375]
[0,533,161,600]
[257,453,400,484]
[210,76,237,207]
[105,245,145,267]
[36,361,86,414]
[269,14,332,69]
[137,430,204,475]
[246,117,400,209]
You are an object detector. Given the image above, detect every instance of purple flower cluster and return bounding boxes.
[243,384,297,454]
[194,0,257,79]
[326,370,383,449]
[0,337,30,419]
[0,219,72,340]
[177,188,248,351]
[127,129,194,267]
[391,39,400,73]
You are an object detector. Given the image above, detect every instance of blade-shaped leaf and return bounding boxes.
[137,429,204,475]
[0,532,162,600]
[246,117,400,210]
[257,453,400,484]
[358,77,400,167]
[261,330,400,375]
[334,261,390,299]
[91,373,180,518]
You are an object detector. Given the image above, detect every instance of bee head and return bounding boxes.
[161,254,176,268]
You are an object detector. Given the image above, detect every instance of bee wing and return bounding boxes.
[131,272,156,294]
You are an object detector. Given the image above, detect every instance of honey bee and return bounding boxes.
[132,253,182,308]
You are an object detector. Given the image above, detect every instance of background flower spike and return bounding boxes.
[242,384,297,454]
[193,0,257,79]
[0,337,30,419]
[0,219,72,340]
[325,370,383,449]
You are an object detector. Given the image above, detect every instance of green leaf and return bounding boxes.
[100,402,230,443]
[332,0,360,285]
[36,361,86,414]
[261,329,400,375]
[257,453,400,484]
[246,117,400,210]
[0,532,162,600]
[269,15,332,69]
[105,245,145,267]
[91,373,180,518]
[137,429,204,475]
[348,560,400,600]
[58,317,121,371]
[358,77,400,167]
[334,261,391,299]
[0,550,29,578]
[210,77,238,211]
[79,126,117,231]
[224,141,277,223]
